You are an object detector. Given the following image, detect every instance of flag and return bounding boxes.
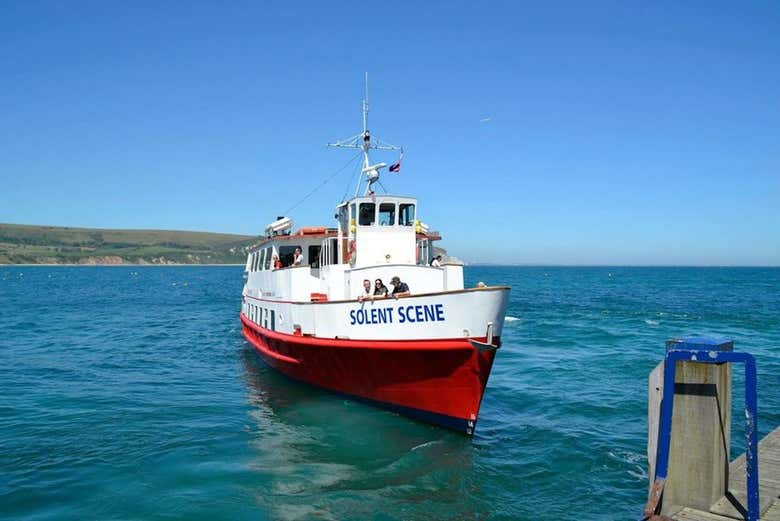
[389,151,403,173]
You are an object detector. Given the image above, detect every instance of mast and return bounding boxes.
[328,73,401,197]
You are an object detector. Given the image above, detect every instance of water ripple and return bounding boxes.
[0,266,778,520]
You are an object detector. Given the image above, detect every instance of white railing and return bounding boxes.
[416,238,430,266]
[320,237,349,267]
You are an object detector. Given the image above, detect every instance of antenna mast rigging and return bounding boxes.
[327,73,402,197]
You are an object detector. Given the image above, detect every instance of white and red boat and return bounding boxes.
[240,83,510,434]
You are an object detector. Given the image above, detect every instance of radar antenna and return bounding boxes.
[327,73,402,196]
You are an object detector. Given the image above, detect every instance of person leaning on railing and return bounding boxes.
[390,276,410,298]
[374,279,389,298]
[358,279,372,301]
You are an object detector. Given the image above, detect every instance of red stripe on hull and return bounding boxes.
[239,313,497,433]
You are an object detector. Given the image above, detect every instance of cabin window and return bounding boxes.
[378,203,396,226]
[251,253,257,272]
[261,249,267,271]
[399,204,415,226]
[264,248,272,270]
[308,245,321,269]
[359,203,376,226]
[278,245,301,267]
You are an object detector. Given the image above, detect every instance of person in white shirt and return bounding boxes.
[293,247,304,266]
[430,255,442,268]
[358,279,372,301]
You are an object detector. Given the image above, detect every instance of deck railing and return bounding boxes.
[320,237,348,267]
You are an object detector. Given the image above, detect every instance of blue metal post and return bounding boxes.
[744,355,760,518]
[646,337,760,521]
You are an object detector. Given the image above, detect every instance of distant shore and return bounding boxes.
[1,223,257,265]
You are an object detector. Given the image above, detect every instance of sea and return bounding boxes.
[1,266,778,521]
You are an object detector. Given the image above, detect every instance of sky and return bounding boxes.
[1,1,778,265]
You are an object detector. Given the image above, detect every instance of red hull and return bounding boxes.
[240,313,497,434]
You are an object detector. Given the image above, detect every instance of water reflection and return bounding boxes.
[239,346,489,520]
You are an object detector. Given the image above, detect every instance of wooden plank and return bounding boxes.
[710,427,780,519]
[761,499,780,521]
[648,361,663,490]
[671,507,739,520]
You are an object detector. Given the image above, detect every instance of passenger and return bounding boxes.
[373,279,389,298]
[293,247,304,266]
[358,279,372,301]
[430,255,442,267]
[390,276,410,298]
[272,254,283,269]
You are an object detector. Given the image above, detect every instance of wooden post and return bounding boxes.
[647,341,732,516]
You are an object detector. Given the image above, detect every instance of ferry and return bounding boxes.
[240,82,510,434]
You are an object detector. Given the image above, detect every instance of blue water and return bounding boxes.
[1,266,778,520]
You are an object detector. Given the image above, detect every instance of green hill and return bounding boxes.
[0,223,259,265]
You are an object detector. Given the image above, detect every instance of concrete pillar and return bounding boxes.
[647,338,733,516]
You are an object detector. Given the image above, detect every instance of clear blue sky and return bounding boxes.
[1,1,778,265]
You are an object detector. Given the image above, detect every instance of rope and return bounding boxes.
[281,151,362,216]
[341,154,364,201]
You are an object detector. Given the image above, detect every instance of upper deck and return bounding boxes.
[247,194,440,270]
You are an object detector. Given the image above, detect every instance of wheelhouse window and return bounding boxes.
[358,203,376,226]
[264,247,272,270]
[399,204,415,226]
[278,245,301,267]
[378,203,396,226]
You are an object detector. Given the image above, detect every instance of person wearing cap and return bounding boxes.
[390,276,410,298]
[430,255,442,268]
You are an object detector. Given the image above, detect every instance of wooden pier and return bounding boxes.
[644,337,780,521]
[670,426,780,520]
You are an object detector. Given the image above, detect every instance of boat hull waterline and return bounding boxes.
[240,307,502,434]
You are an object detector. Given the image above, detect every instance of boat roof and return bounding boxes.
[338,194,417,207]
[249,227,441,252]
